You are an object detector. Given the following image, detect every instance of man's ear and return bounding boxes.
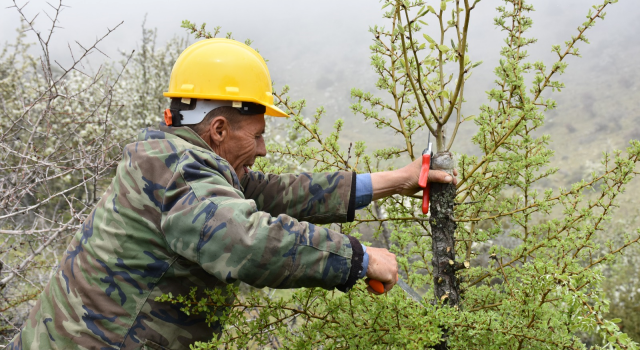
[208,116,229,146]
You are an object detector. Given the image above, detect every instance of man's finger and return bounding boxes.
[366,286,383,295]
[384,282,396,292]
[365,278,384,295]
[428,170,454,184]
[365,276,397,295]
[366,282,395,294]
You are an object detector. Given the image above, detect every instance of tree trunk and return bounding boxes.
[429,151,458,350]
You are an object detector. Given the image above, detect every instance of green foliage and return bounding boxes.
[164,0,640,349]
[160,284,450,349]
[597,212,640,344]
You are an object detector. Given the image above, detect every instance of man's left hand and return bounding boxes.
[398,157,458,197]
[370,158,458,201]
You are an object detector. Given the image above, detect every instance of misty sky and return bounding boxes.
[2,0,639,159]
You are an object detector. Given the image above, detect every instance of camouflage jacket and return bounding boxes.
[9,123,364,350]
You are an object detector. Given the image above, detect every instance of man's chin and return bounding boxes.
[238,165,251,178]
[233,165,251,178]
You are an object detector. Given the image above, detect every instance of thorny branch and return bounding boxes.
[0,0,129,337]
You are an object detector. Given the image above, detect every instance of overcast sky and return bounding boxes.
[3,1,636,93]
[2,0,639,157]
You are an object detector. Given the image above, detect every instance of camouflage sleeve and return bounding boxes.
[240,171,356,224]
[162,150,364,291]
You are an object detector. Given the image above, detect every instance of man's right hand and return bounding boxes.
[364,247,398,294]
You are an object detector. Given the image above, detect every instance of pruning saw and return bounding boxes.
[368,278,423,305]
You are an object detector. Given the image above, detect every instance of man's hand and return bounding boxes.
[364,247,398,294]
[370,158,458,200]
[398,157,458,197]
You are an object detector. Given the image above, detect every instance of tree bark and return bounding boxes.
[429,151,458,350]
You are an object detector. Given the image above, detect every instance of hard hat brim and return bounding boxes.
[265,104,289,118]
[163,92,289,118]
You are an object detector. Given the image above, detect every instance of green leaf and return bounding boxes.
[423,34,435,44]
[438,45,450,52]
[611,318,622,323]
[440,0,447,12]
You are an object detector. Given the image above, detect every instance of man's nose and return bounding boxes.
[257,137,267,157]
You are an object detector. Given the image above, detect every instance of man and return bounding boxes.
[8,39,455,349]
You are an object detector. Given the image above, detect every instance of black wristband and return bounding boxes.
[346,172,356,222]
[336,235,364,293]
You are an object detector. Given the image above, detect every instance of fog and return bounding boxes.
[2,0,639,159]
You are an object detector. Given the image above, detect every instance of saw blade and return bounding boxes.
[396,279,423,305]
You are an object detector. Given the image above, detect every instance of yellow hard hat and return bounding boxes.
[163,38,288,118]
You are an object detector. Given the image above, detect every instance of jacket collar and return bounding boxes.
[138,122,214,152]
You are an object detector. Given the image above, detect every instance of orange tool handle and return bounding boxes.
[368,279,385,293]
[418,153,431,214]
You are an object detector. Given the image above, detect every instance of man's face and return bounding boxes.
[217,114,267,178]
